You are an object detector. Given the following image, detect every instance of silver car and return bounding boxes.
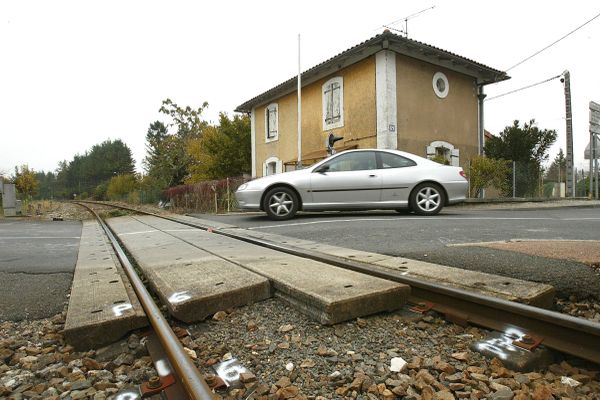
[236,149,468,220]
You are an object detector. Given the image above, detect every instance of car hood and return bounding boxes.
[242,169,310,190]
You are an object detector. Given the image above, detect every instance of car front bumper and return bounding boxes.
[235,189,263,210]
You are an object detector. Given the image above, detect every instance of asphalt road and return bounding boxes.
[0,219,80,321]
[192,206,600,299]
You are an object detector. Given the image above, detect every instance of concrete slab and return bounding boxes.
[374,257,555,308]
[212,228,556,308]
[64,220,148,349]
[105,216,271,323]
[133,215,410,325]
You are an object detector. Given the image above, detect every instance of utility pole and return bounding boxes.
[297,34,302,170]
[562,71,574,197]
[590,101,600,199]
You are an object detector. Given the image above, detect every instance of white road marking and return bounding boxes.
[246,216,591,230]
[561,218,600,220]
[0,236,80,240]
[449,238,600,247]
[117,230,158,236]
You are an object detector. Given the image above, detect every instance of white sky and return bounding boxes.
[1,0,599,176]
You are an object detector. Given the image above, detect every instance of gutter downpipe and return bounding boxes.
[477,85,486,156]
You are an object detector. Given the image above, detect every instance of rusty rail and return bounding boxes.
[77,203,214,399]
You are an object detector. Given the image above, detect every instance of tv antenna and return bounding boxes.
[382,5,435,38]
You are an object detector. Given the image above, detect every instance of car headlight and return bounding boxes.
[237,183,248,191]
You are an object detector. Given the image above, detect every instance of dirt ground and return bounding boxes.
[460,240,600,268]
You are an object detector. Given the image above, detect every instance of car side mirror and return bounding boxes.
[315,165,330,174]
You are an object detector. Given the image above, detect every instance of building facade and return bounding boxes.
[236,31,509,177]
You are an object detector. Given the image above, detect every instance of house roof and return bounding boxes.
[235,30,509,113]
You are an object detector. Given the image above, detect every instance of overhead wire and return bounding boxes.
[486,74,562,101]
[505,10,600,72]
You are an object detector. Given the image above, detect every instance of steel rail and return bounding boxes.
[77,203,215,399]
[79,201,600,364]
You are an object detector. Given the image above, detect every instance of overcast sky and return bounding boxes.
[1,0,599,176]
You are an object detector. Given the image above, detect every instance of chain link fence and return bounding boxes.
[467,159,593,199]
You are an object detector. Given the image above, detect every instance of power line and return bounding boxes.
[506,11,600,72]
[486,74,562,101]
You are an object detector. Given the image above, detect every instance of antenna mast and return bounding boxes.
[383,5,435,37]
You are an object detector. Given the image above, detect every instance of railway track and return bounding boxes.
[75,202,214,399]
[71,201,600,398]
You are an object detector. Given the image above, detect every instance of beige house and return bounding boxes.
[236,30,509,178]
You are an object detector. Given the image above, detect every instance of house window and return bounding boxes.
[432,72,449,99]
[263,157,282,176]
[426,140,459,166]
[265,103,278,142]
[322,77,344,130]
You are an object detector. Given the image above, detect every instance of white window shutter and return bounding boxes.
[332,85,340,121]
[451,149,460,166]
[269,109,277,134]
[325,85,332,122]
[426,146,435,157]
[263,163,268,177]
[276,160,282,174]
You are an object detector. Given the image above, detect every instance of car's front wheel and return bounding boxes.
[263,187,299,220]
[410,183,445,215]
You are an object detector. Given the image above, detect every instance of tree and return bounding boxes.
[485,120,557,164]
[14,165,39,199]
[143,99,209,187]
[107,174,138,201]
[467,156,511,197]
[159,98,208,139]
[143,120,182,187]
[544,149,566,182]
[186,113,251,181]
[51,139,136,198]
[33,171,57,200]
[485,120,557,197]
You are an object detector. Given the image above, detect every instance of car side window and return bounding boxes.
[379,152,417,169]
[323,152,377,172]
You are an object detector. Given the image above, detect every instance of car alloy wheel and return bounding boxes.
[411,183,444,215]
[264,187,299,220]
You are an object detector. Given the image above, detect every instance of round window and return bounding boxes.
[433,72,449,98]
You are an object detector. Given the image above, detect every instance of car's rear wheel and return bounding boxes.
[263,187,299,220]
[410,183,445,215]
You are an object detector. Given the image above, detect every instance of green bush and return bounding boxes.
[467,156,511,197]
[107,174,138,201]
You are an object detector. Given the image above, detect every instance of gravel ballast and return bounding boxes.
[186,299,600,399]
[2,300,600,399]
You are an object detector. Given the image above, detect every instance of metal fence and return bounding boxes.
[466,159,594,199]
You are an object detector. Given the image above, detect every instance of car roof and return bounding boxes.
[334,148,430,162]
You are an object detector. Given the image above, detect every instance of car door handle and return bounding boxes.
[369,174,377,178]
